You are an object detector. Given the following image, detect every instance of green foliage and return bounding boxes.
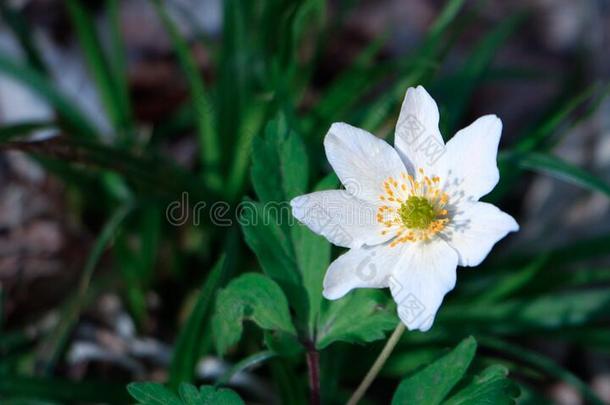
[439,12,525,135]
[251,117,309,203]
[152,0,220,189]
[244,118,330,330]
[478,336,605,404]
[65,0,132,135]
[444,365,519,405]
[212,273,297,355]
[442,289,610,333]
[169,256,230,387]
[392,336,477,404]
[38,202,133,373]
[0,0,609,404]
[0,121,55,142]
[509,151,610,198]
[127,382,245,405]
[392,337,519,405]
[240,199,309,318]
[316,290,397,349]
[0,55,98,137]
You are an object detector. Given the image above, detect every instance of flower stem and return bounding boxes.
[346,322,406,405]
[306,345,321,405]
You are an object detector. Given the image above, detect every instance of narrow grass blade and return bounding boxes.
[441,12,525,135]
[152,0,221,190]
[0,55,98,137]
[225,103,267,201]
[107,0,135,136]
[0,4,47,74]
[116,205,162,325]
[0,121,56,143]
[491,84,609,202]
[2,137,217,204]
[509,151,610,198]
[215,350,277,387]
[65,0,131,135]
[476,255,548,303]
[169,230,239,387]
[359,0,466,131]
[514,83,602,153]
[39,202,133,373]
[169,256,227,387]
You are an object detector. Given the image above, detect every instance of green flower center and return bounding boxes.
[399,196,436,229]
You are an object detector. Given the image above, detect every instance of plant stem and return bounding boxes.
[306,345,321,405]
[346,322,406,405]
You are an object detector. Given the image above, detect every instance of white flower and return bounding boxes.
[290,86,519,332]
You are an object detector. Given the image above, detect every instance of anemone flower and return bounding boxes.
[291,86,518,331]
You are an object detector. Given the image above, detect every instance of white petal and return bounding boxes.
[394,86,445,174]
[443,201,519,267]
[434,115,502,202]
[322,243,405,300]
[324,122,406,204]
[388,240,457,332]
[291,190,391,249]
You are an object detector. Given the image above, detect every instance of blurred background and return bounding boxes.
[1,0,610,404]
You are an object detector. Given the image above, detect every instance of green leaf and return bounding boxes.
[179,383,202,404]
[169,256,230,387]
[127,383,181,405]
[444,365,520,405]
[291,175,336,334]
[212,273,296,355]
[240,200,307,318]
[251,116,309,203]
[198,385,244,405]
[391,336,477,405]
[247,118,334,333]
[316,290,397,349]
[127,383,244,405]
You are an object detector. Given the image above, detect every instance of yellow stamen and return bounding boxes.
[375,168,451,246]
